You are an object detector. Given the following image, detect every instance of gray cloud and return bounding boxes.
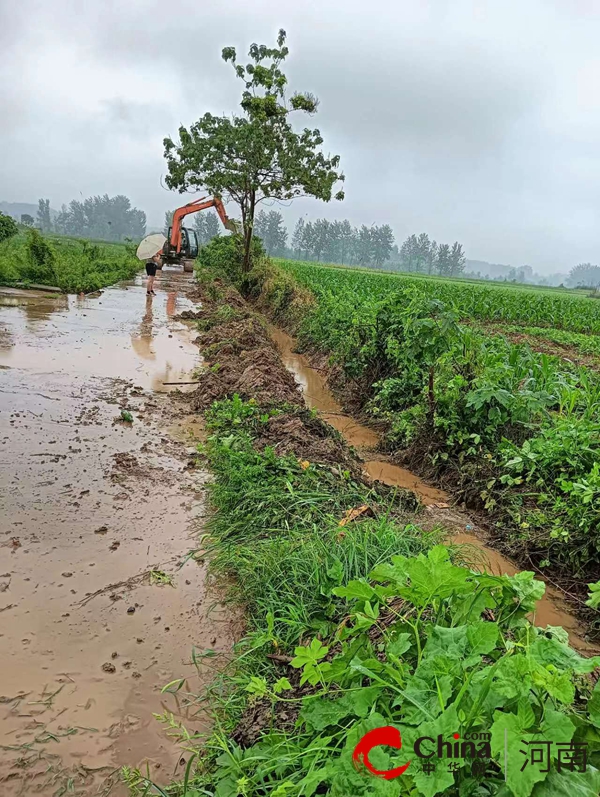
[2,0,600,271]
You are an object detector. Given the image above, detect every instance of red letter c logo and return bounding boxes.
[352,726,411,779]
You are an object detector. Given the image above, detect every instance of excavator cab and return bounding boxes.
[163,226,198,271]
[181,227,198,259]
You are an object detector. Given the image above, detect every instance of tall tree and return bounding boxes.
[164,210,175,235]
[449,242,466,276]
[37,199,51,232]
[20,214,34,227]
[436,243,452,276]
[292,218,306,256]
[0,211,18,242]
[163,29,344,272]
[370,224,395,267]
[194,210,221,245]
[568,263,600,288]
[337,219,355,264]
[254,210,288,255]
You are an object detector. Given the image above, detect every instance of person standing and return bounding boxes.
[145,252,161,295]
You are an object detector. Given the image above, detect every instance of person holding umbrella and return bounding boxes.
[136,233,167,297]
[145,252,161,295]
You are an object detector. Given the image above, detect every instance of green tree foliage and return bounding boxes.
[568,262,600,288]
[163,29,344,272]
[194,210,221,245]
[20,214,34,227]
[0,211,18,242]
[25,229,56,282]
[54,195,146,241]
[196,233,264,282]
[254,209,288,255]
[36,198,51,232]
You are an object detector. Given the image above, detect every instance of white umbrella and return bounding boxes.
[136,233,166,261]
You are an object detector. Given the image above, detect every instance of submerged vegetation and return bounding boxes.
[0,229,141,293]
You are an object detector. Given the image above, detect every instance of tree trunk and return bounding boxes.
[241,190,256,274]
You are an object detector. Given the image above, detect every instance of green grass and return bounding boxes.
[0,230,142,293]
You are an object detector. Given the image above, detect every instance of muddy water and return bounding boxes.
[269,326,597,653]
[0,270,236,795]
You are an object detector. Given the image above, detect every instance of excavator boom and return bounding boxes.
[169,196,239,253]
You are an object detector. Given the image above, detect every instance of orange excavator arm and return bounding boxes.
[169,196,239,253]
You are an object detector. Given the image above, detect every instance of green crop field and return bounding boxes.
[266,258,600,578]
[0,230,142,293]
[275,258,600,334]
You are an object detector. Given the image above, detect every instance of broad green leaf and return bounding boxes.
[530,635,600,675]
[290,638,329,669]
[332,579,377,602]
[505,571,546,610]
[300,687,382,731]
[400,671,453,723]
[531,766,600,797]
[467,621,499,655]
[494,655,533,700]
[491,707,575,797]
[587,680,600,729]
[585,580,600,609]
[245,676,268,696]
[273,677,292,694]
[423,626,468,659]
[385,633,412,660]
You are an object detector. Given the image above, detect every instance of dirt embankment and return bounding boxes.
[178,281,365,473]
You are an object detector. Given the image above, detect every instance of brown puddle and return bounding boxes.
[0,270,236,795]
[269,325,598,654]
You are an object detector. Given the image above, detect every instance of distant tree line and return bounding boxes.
[291,218,395,267]
[32,195,146,241]
[54,195,146,241]
[392,232,466,276]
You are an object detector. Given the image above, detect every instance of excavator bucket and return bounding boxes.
[224,218,241,234]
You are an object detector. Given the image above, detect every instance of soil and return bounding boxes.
[0,271,238,796]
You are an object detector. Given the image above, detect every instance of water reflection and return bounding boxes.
[130,295,155,361]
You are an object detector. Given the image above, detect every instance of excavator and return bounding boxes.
[161,196,240,272]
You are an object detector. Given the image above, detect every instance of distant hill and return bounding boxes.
[0,201,58,222]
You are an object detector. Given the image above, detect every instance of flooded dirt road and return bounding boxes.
[269,326,598,654]
[0,271,235,796]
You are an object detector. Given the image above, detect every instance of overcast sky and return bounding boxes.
[2,0,600,271]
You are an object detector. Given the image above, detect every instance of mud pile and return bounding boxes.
[183,281,360,470]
